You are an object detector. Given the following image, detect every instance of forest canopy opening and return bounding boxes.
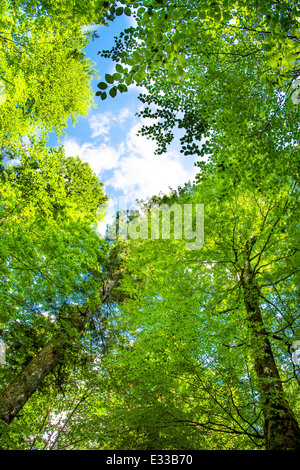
[0,0,299,452]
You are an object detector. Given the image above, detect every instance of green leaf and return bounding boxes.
[124,7,131,16]
[125,75,133,85]
[116,64,124,73]
[262,43,274,52]
[266,83,274,95]
[109,86,117,98]
[100,91,107,100]
[113,73,122,81]
[178,53,186,67]
[116,7,123,16]
[97,82,108,90]
[118,84,128,93]
[223,11,232,22]
[137,6,146,15]
[165,62,174,71]
[105,74,114,84]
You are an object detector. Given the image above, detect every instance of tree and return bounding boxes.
[97,0,300,181]
[0,0,139,444]
[0,0,118,147]
[0,142,113,424]
[1,0,299,450]
[0,0,139,437]
[94,4,300,448]
[0,143,108,317]
[98,0,300,102]
[98,149,300,450]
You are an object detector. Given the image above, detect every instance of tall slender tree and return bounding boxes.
[101,158,300,449]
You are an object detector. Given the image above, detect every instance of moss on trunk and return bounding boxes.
[242,251,300,450]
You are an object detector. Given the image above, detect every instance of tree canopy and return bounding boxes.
[0,0,299,452]
[0,0,117,146]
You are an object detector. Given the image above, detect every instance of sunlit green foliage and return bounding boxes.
[0,0,118,146]
[0,0,299,451]
[98,0,300,99]
[0,141,108,347]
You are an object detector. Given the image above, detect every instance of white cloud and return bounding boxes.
[81,24,98,33]
[63,120,198,204]
[106,124,198,200]
[95,196,118,236]
[63,138,120,175]
[107,150,195,201]
[62,120,199,237]
[88,108,133,140]
[89,113,111,138]
[117,107,131,123]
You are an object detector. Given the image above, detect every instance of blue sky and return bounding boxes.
[47,16,200,234]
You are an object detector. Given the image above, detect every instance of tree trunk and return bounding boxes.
[242,248,300,450]
[0,268,122,425]
[0,306,93,424]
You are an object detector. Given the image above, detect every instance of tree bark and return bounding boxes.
[0,306,93,424]
[0,267,123,425]
[242,247,300,450]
